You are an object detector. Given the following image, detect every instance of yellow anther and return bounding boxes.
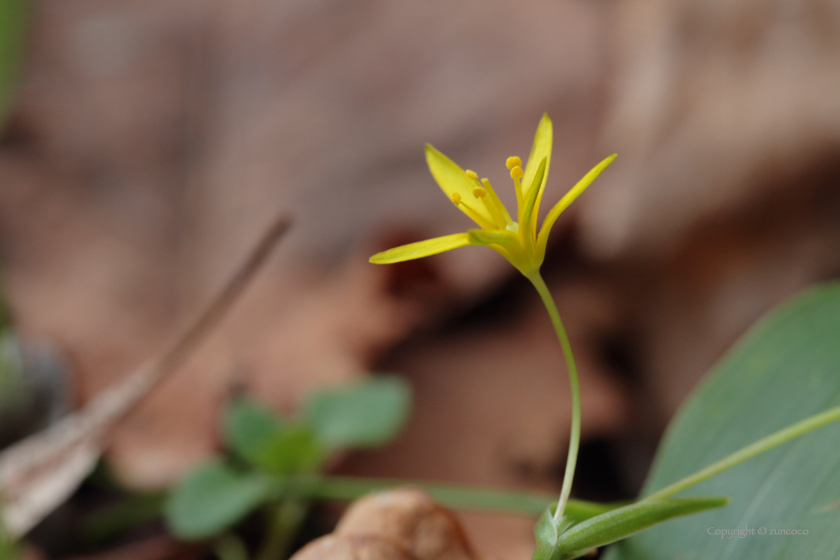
[510,166,524,179]
[465,169,479,181]
[451,192,462,205]
[506,156,522,170]
[472,187,487,198]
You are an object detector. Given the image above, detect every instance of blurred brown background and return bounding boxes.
[1,0,839,558]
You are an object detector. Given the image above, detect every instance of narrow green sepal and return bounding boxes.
[563,499,627,524]
[533,496,729,560]
[467,228,516,247]
[521,157,548,232]
[533,507,576,560]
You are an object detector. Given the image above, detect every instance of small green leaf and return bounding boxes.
[165,461,272,540]
[304,377,411,450]
[224,398,287,465]
[534,497,728,560]
[225,398,323,474]
[257,425,324,475]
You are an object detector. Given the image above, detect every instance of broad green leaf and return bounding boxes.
[533,497,728,560]
[304,377,411,450]
[606,283,840,560]
[0,0,28,129]
[165,461,271,540]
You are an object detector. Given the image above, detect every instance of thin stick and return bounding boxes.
[155,216,291,376]
[0,216,291,536]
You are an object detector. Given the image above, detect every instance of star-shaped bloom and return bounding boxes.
[370,114,615,278]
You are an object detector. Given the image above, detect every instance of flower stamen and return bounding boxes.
[481,178,514,228]
[451,189,496,230]
[509,164,525,222]
[465,170,510,229]
[476,184,506,228]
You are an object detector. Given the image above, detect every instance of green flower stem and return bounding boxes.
[81,493,166,543]
[215,534,249,560]
[275,475,618,521]
[644,403,840,502]
[526,272,581,522]
[256,500,308,560]
[0,518,18,560]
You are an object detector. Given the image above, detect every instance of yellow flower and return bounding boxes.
[369,114,616,278]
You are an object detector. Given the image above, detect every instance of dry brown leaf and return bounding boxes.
[336,489,476,560]
[292,489,480,560]
[581,0,840,258]
[292,534,417,560]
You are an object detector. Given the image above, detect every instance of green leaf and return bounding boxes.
[304,377,411,450]
[165,461,272,540]
[533,497,728,560]
[606,283,840,560]
[224,398,324,474]
[224,398,287,465]
[257,425,324,475]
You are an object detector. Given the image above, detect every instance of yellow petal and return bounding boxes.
[425,144,494,227]
[537,154,616,257]
[369,232,472,264]
[521,114,553,223]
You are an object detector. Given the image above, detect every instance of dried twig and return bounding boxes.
[0,217,291,537]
